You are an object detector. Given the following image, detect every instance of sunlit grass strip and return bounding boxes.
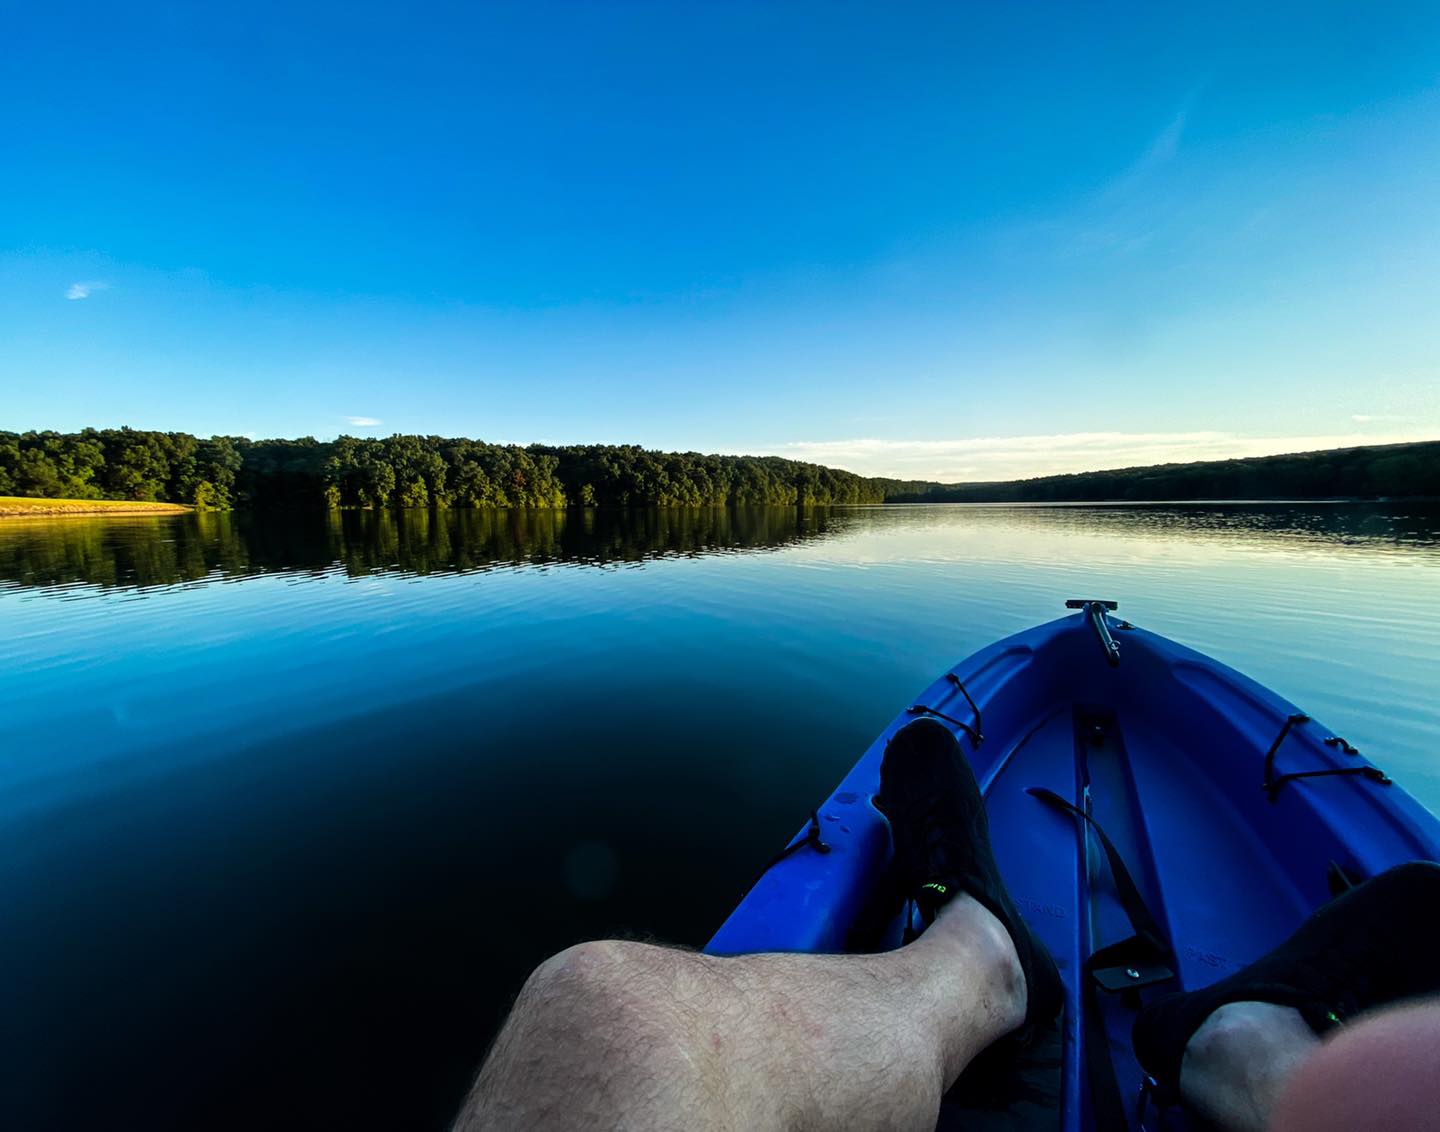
[0,496,191,517]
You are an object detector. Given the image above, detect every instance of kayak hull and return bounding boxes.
[706,609,1440,1130]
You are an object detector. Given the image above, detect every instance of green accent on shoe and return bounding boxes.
[921,881,949,895]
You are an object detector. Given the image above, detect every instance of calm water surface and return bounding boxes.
[2,504,1438,1129]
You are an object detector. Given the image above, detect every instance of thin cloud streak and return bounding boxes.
[757,430,1438,483]
[1097,92,1199,203]
[345,416,382,427]
[65,280,109,300]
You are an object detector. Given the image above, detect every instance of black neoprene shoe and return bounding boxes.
[1132,860,1440,1099]
[875,716,1064,1030]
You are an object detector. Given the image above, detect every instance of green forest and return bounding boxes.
[1,429,1436,510]
[0,428,930,509]
[887,441,1440,503]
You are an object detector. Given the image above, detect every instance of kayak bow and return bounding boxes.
[706,602,1440,1130]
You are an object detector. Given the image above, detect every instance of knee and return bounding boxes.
[1180,1001,1282,1072]
[518,940,646,1028]
[465,942,679,1128]
[510,939,709,1064]
[503,940,719,1094]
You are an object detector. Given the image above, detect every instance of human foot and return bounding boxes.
[1133,861,1440,1104]
[875,716,1064,1031]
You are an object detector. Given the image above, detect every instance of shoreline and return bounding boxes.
[0,497,193,518]
[3,496,1436,520]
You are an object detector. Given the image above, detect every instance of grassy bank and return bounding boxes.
[0,496,192,518]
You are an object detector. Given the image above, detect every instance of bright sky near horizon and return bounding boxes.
[3,2,1439,482]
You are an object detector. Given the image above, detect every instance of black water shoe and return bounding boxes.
[1132,860,1440,1099]
[875,716,1064,1030]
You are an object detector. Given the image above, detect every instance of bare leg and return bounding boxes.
[1179,996,1440,1132]
[1139,863,1440,1130]
[1178,1002,1319,1132]
[455,894,1026,1131]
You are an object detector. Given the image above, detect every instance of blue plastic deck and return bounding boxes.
[705,608,1440,1131]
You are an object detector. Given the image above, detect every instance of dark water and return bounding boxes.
[2,504,1438,1129]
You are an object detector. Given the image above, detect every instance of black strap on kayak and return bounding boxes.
[906,704,981,746]
[1268,764,1391,798]
[1027,787,1173,980]
[945,673,984,745]
[1028,787,1176,1131]
[1261,713,1309,794]
[753,809,830,880]
[734,809,832,905]
[1261,714,1392,801]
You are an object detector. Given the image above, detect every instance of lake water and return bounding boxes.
[2,503,1438,1129]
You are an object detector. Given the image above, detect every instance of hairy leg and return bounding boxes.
[455,894,1026,1131]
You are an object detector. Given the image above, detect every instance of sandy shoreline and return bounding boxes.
[0,497,193,518]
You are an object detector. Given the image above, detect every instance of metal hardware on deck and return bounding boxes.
[1066,598,1122,667]
[944,672,983,745]
[1325,735,1359,755]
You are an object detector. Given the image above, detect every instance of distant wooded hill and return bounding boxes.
[1,429,1435,510]
[894,441,1440,503]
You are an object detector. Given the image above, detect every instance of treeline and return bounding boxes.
[0,429,932,510]
[893,442,1440,503]
[0,429,244,509]
[5,429,1434,510]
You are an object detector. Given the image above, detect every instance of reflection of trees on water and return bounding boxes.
[2,502,1435,598]
[924,502,1440,551]
[0,507,859,596]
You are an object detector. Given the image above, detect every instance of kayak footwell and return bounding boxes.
[706,610,1440,1131]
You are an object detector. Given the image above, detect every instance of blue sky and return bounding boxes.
[3,1,1438,480]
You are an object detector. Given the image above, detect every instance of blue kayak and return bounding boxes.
[706,601,1440,1130]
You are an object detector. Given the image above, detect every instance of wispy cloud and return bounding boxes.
[1142,107,1188,166]
[756,429,1439,483]
[1062,90,1204,257]
[345,416,383,427]
[66,280,109,300]
[1351,413,1409,424]
[1096,97,1197,204]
